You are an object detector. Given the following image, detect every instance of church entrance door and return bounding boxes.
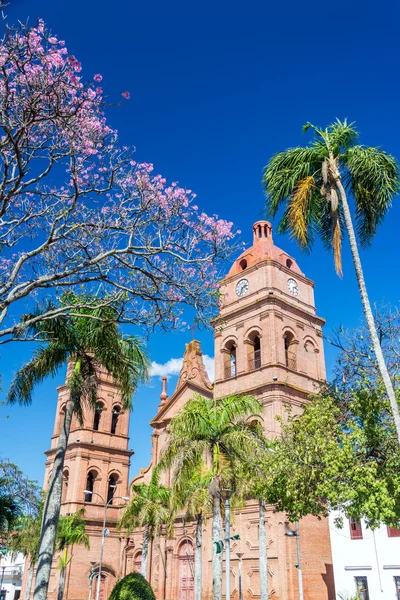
[178,541,194,600]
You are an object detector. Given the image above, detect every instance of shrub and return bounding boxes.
[109,572,156,600]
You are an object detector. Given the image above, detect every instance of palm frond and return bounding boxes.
[287,176,316,248]
[343,145,400,246]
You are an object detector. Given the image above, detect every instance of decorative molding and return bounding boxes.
[176,340,212,391]
[344,566,372,571]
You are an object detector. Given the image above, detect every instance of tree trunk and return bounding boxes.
[24,560,34,600]
[57,567,66,600]
[33,397,75,600]
[212,494,223,600]
[259,501,268,600]
[194,514,203,600]
[141,526,149,579]
[336,177,400,444]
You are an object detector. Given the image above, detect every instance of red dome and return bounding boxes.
[227,221,303,277]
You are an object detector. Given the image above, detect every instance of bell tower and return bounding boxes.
[214,219,326,432]
[43,364,133,600]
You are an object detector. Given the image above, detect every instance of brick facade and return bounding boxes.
[23,220,335,600]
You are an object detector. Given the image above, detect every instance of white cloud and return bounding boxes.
[150,355,214,382]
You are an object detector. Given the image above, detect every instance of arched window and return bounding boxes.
[111,406,121,435]
[286,258,293,269]
[62,469,69,502]
[284,332,297,370]
[85,471,97,503]
[223,341,237,379]
[93,402,104,431]
[107,474,118,504]
[247,332,262,371]
[239,259,247,270]
[305,341,318,378]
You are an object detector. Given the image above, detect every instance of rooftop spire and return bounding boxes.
[160,376,168,402]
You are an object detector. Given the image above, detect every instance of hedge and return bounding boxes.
[109,572,156,600]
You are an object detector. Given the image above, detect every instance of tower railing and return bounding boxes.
[248,349,262,371]
[286,350,297,371]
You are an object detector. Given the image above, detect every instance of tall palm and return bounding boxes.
[56,509,90,600]
[118,467,172,580]
[262,119,400,443]
[171,467,212,600]
[7,294,149,600]
[161,393,265,600]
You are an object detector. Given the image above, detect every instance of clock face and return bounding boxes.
[236,278,249,297]
[287,278,299,297]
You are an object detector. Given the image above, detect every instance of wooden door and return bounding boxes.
[178,542,194,600]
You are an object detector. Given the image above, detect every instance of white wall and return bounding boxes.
[0,554,25,600]
[329,511,400,599]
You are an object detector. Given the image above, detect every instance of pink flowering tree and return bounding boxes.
[0,20,237,344]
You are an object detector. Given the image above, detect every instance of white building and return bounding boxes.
[0,554,25,600]
[329,511,400,599]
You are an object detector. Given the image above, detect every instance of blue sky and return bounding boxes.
[1,0,400,485]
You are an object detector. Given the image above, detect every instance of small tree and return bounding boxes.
[263,120,400,443]
[56,509,90,600]
[9,506,43,600]
[118,468,172,580]
[109,572,155,600]
[7,295,149,600]
[0,20,237,345]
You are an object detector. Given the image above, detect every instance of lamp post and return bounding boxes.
[83,489,129,600]
[285,521,304,600]
[236,552,244,600]
[88,561,96,600]
[221,489,232,600]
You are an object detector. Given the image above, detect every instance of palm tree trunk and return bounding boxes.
[336,178,400,444]
[259,501,268,600]
[57,567,66,600]
[24,560,35,600]
[141,526,149,579]
[194,514,203,600]
[212,494,223,600]
[33,397,75,600]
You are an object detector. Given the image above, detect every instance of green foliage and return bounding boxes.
[109,571,156,600]
[261,381,400,528]
[7,501,43,561]
[118,468,173,539]
[56,509,89,552]
[262,118,399,273]
[7,292,150,416]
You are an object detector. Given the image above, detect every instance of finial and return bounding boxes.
[252,220,273,242]
[160,376,168,402]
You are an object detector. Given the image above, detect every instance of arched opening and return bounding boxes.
[133,551,142,573]
[284,332,297,370]
[239,259,247,270]
[178,541,194,600]
[286,258,293,269]
[223,341,237,379]
[247,331,262,371]
[85,471,97,503]
[62,469,69,503]
[305,341,318,378]
[107,473,118,504]
[93,401,104,431]
[111,406,121,435]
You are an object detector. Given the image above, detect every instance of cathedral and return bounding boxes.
[25,221,335,600]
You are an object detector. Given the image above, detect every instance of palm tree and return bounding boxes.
[8,508,42,600]
[7,294,149,600]
[161,393,266,600]
[56,509,90,600]
[118,467,172,580]
[262,119,400,443]
[171,467,212,600]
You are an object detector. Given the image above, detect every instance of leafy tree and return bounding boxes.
[262,119,400,443]
[109,572,155,600]
[118,468,172,580]
[7,295,149,600]
[0,20,237,345]
[161,393,266,600]
[262,384,400,528]
[8,505,43,600]
[0,485,19,544]
[56,509,90,600]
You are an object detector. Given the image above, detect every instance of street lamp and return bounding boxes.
[221,489,232,600]
[83,490,129,600]
[236,552,244,600]
[88,561,96,600]
[285,522,304,600]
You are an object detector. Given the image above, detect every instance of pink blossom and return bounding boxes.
[48,37,58,44]
[94,74,102,82]
[121,91,130,99]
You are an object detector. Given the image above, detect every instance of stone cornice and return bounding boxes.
[221,257,315,287]
[45,441,134,458]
